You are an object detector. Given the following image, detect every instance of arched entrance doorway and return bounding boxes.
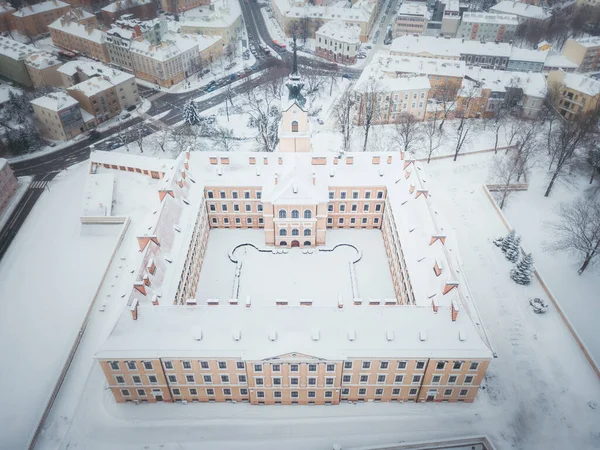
[291,240,300,248]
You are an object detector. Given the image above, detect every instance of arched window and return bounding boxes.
[279,209,287,219]
[291,121,299,132]
[291,209,299,219]
[280,241,287,246]
[279,229,287,236]
[304,229,311,236]
[304,210,312,219]
[304,241,311,246]
[292,229,299,236]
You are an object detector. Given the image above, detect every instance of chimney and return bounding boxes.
[443,281,459,295]
[186,298,197,306]
[274,173,278,185]
[338,296,344,308]
[152,295,159,306]
[451,299,460,321]
[133,281,146,295]
[246,296,251,308]
[129,299,138,320]
[229,298,239,305]
[312,172,316,185]
[433,260,443,276]
[143,274,150,286]
[207,299,219,306]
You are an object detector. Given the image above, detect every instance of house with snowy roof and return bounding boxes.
[547,70,600,121]
[11,0,71,37]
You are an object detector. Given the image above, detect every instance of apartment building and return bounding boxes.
[105,26,135,69]
[507,47,547,72]
[91,146,493,405]
[11,0,71,37]
[31,92,86,140]
[49,15,110,62]
[457,12,518,43]
[160,0,209,13]
[62,7,99,26]
[179,0,244,46]
[0,158,18,216]
[439,0,460,36]
[547,70,600,121]
[315,19,361,65]
[562,37,600,73]
[543,53,579,74]
[394,2,428,37]
[0,36,40,86]
[101,0,157,25]
[130,33,221,87]
[24,51,64,88]
[490,0,551,22]
[0,2,15,33]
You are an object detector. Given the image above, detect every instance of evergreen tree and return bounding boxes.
[506,235,521,263]
[511,253,534,285]
[183,101,200,126]
[500,230,516,254]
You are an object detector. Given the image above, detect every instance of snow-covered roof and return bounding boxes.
[372,52,466,79]
[0,158,6,172]
[490,1,550,20]
[441,0,459,13]
[465,66,547,98]
[97,304,493,360]
[543,53,579,70]
[91,150,170,173]
[0,36,38,60]
[398,2,428,17]
[460,11,518,25]
[58,60,134,85]
[82,173,114,218]
[80,107,95,123]
[101,0,153,12]
[262,167,329,205]
[567,36,600,48]
[48,17,106,44]
[61,7,95,21]
[390,36,513,59]
[0,3,15,13]
[30,92,79,111]
[274,0,374,24]
[178,0,242,29]
[316,19,361,44]
[509,47,548,63]
[562,72,600,97]
[68,77,117,96]
[355,67,431,93]
[24,51,62,69]
[130,33,219,61]
[12,0,69,17]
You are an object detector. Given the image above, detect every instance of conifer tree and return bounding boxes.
[500,230,516,254]
[183,101,200,126]
[506,235,521,263]
[511,253,534,285]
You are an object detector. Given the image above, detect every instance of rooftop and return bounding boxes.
[58,60,134,85]
[373,52,466,78]
[316,19,361,43]
[464,66,547,98]
[562,72,600,97]
[24,51,62,69]
[82,173,115,218]
[179,0,242,29]
[67,77,118,96]
[0,36,38,60]
[460,11,519,25]
[101,0,154,12]
[274,0,374,23]
[48,17,105,44]
[30,92,79,111]
[568,36,600,48]
[398,2,428,17]
[12,0,69,17]
[490,1,550,20]
[543,53,579,70]
[390,36,513,58]
[130,32,220,61]
[509,46,548,63]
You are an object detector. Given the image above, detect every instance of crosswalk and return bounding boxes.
[30,180,49,189]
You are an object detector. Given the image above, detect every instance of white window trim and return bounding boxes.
[114,375,126,385]
[147,374,159,385]
[185,374,195,384]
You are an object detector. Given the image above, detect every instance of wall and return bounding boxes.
[13,4,71,37]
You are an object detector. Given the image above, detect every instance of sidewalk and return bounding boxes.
[0,176,33,232]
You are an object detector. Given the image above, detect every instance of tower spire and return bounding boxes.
[291,35,299,78]
[286,35,305,107]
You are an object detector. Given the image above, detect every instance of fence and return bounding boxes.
[415,145,517,162]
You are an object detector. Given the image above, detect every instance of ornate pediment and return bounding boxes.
[262,352,326,362]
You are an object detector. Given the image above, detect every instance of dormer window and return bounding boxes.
[291,120,298,132]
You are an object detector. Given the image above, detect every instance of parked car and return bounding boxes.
[206,85,216,92]
[120,112,131,120]
[110,142,121,149]
[126,104,136,112]
[317,118,324,125]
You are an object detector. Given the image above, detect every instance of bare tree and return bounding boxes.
[584,141,600,185]
[304,72,326,96]
[435,80,460,130]
[225,44,236,65]
[135,127,144,153]
[224,84,235,122]
[504,120,522,147]
[333,82,356,152]
[358,78,381,152]
[490,154,520,210]
[242,82,281,152]
[421,114,444,163]
[154,127,170,153]
[546,196,600,274]
[514,121,539,182]
[209,126,238,152]
[452,87,478,161]
[393,113,422,155]
[541,82,563,155]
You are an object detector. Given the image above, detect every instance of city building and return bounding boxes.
[562,37,600,73]
[0,158,18,216]
[547,70,600,120]
[456,12,518,43]
[507,47,547,72]
[315,19,361,65]
[161,0,209,13]
[489,0,551,22]
[439,0,460,36]
[31,92,87,140]
[394,2,428,37]
[115,16,167,44]
[62,7,99,26]
[11,0,71,37]
[101,0,157,25]
[24,51,64,88]
[179,0,243,47]
[543,53,579,74]
[48,15,110,62]
[130,32,221,87]
[105,26,136,69]
[0,2,16,33]
[0,36,40,87]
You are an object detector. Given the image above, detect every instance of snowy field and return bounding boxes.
[0,164,120,450]
[195,229,395,305]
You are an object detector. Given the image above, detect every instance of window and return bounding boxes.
[360,375,368,383]
[255,377,264,386]
[351,204,358,212]
[304,210,312,219]
[235,218,241,225]
[207,388,215,396]
[232,191,238,199]
[326,377,334,386]
[109,361,119,370]
[416,361,425,370]
[308,364,317,372]
[374,218,379,224]
[340,192,347,199]
[220,191,226,199]
[377,191,383,199]
[444,389,453,396]
[278,210,286,219]
[115,375,125,384]
[291,120,298,132]
[380,361,389,370]
[200,361,209,370]
[409,388,418,396]
[240,388,248,395]
[448,375,457,384]
[377,375,387,383]
[223,388,232,396]
[436,361,446,371]
[326,364,335,372]
[210,205,216,212]
[365,191,371,199]
[344,361,353,370]
[290,364,299,372]
[290,377,299,386]
[137,389,146,396]
[256,191,262,199]
[120,389,131,397]
[273,377,282,386]
[132,375,142,384]
[327,218,333,225]
[292,229,299,236]
[207,191,214,199]
[362,218,368,224]
[342,374,351,383]
[272,364,281,372]
[303,229,311,236]
[340,204,346,212]
[126,361,136,370]
[224,218,229,224]
[291,209,299,219]
[375,388,384,396]
[362,361,371,369]
[258,204,263,212]
[274,391,282,398]
[375,204,382,212]
[202,375,212,384]
[221,375,230,384]
[398,361,407,370]
[308,391,316,398]
[185,375,195,384]
[308,377,317,386]
[257,391,265,398]
[464,375,474,384]
[394,375,404,383]
[172,388,181,396]
[432,375,442,384]
[325,391,333,398]
[358,388,366,395]
[182,361,192,370]
[245,204,251,212]
[459,389,468,396]
[280,229,287,236]
[238,375,247,384]
[363,204,369,212]
[168,375,177,383]
[352,191,359,199]
[222,204,228,212]
[328,205,334,212]
[244,191,250,199]
[190,388,198,395]
[469,362,479,371]
[412,375,422,384]
[342,388,350,395]
[329,191,334,199]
